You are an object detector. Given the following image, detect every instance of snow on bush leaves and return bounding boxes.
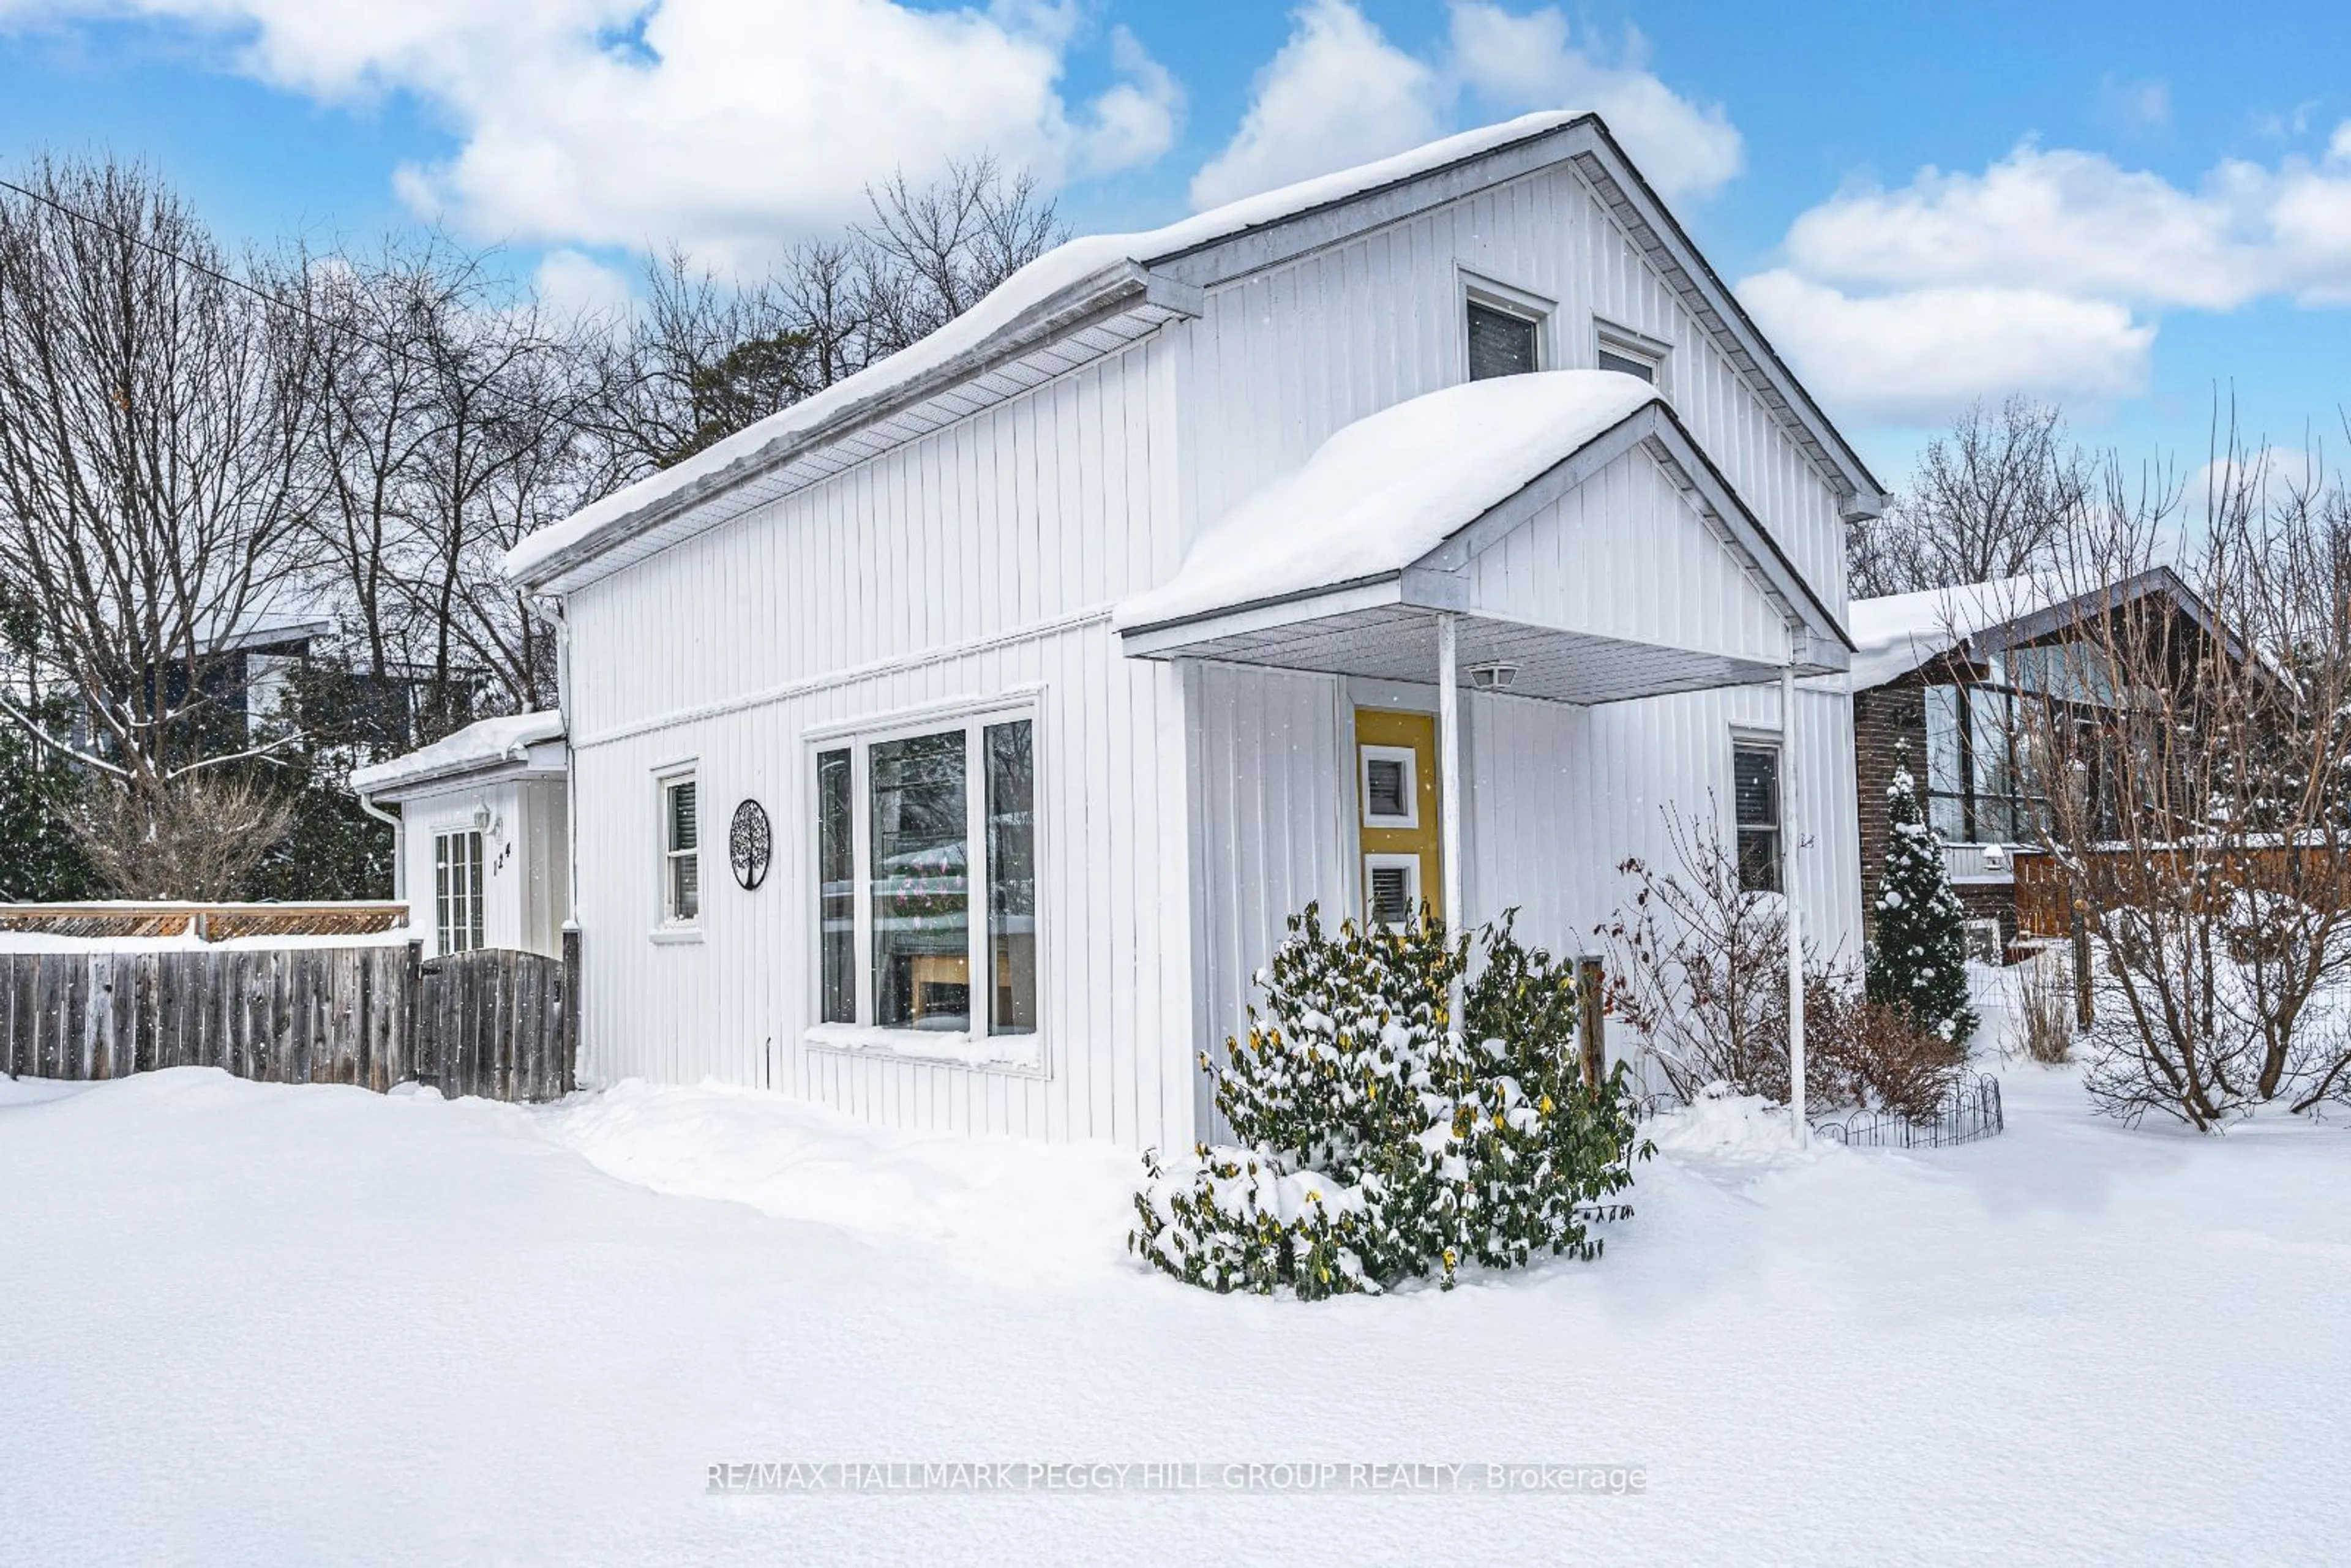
[1131,906,1646,1299]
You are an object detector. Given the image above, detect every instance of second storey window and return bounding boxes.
[813,708,1037,1041]
[435,830,484,954]
[1733,743,1782,894]
[661,771,700,925]
[1466,299,1539,381]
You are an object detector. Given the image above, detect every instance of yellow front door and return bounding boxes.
[1355,708,1441,928]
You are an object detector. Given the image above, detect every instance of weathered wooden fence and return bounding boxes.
[0,939,574,1103]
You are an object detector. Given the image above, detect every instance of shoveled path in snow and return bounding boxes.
[2,1065,2344,1566]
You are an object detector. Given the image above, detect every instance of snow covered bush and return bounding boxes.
[1865,763,1978,1047]
[1599,810,1792,1102]
[1130,907,1645,1299]
[1600,808,1965,1118]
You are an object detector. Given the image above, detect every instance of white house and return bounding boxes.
[351,711,571,961]
[498,111,1882,1151]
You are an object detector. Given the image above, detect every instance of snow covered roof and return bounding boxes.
[504,111,1881,596]
[1847,568,2222,690]
[349,711,565,800]
[1114,372,1662,633]
[1847,577,2057,691]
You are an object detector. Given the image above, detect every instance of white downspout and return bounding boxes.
[358,791,405,903]
[1438,612,1464,1031]
[1782,655,1807,1147]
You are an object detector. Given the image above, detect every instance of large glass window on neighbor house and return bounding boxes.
[813,707,1038,1043]
[1925,683,2050,844]
[1733,743,1782,894]
[434,830,484,953]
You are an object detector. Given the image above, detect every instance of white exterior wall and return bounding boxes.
[396,776,569,960]
[1188,669,1862,1115]
[1177,161,1848,615]
[1465,445,1793,664]
[559,338,1201,1148]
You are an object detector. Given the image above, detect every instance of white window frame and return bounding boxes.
[803,696,1044,1075]
[1730,735,1783,895]
[1359,743,1421,830]
[1594,317,1672,392]
[433,828,485,955]
[1459,270,1553,382]
[1363,852,1423,931]
[654,764,702,938]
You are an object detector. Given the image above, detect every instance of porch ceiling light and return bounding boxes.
[1466,660,1518,691]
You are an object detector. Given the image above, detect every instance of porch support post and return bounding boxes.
[1782,659,1807,1146]
[1438,612,1464,1030]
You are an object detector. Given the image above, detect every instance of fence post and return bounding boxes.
[1576,955,1606,1087]
[2071,909,2094,1032]
[401,940,425,1087]
[561,925,580,1095]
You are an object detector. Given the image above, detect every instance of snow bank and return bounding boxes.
[1113,371,1659,631]
[503,112,1591,588]
[348,709,563,796]
[10,1065,2351,1562]
[541,1078,1134,1288]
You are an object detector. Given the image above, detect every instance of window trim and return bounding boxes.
[1358,743,1421,830]
[1458,269,1553,383]
[1730,736,1783,895]
[654,763,702,937]
[433,828,486,955]
[1593,317,1671,392]
[803,697,1046,1076]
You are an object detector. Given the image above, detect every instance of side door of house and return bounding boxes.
[1354,708,1441,928]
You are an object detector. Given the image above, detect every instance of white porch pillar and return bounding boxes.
[1782,659,1807,1146]
[1438,612,1464,1030]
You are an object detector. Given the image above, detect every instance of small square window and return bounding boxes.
[1364,853,1423,929]
[1466,300,1540,381]
[1595,320,1668,388]
[1359,744,1420,828]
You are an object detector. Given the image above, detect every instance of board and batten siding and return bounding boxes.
[561,338,1202,1149]
[1177,160,1849,617]
[1188,667,1862,1135]
[1463,444,1791,665]
[563,335,1179,743]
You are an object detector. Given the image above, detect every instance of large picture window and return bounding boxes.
[1925,685,2049,845]
[434,830,484,954]
[811,707,1038,1051]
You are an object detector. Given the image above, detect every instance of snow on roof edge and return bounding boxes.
[1112,371,1663,634]
[501,112,1593,591]
[349,710,565,798]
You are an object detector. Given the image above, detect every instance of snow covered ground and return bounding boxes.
[5,1057,2347,1566]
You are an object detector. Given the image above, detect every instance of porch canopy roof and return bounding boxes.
[1113,372,1851,704]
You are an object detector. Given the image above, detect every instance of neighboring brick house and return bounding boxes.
[1848,568,2221,947]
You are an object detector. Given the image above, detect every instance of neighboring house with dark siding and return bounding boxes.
[1848,568,2224,945]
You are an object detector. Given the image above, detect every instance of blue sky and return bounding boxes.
[1,0,2347,490]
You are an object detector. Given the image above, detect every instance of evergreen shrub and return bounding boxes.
[1131,907,1647,1299]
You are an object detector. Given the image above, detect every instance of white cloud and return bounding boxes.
[2099,75,2170,133]
[533,249,638,319]
[1190,0,1739,211]
[0,0,1183,264]
[1444,4,1740,200]
[1747,127,2351,424]
[1781,137,2351,312]
[1188,0,1440,211]
[1738,270,2154,426]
